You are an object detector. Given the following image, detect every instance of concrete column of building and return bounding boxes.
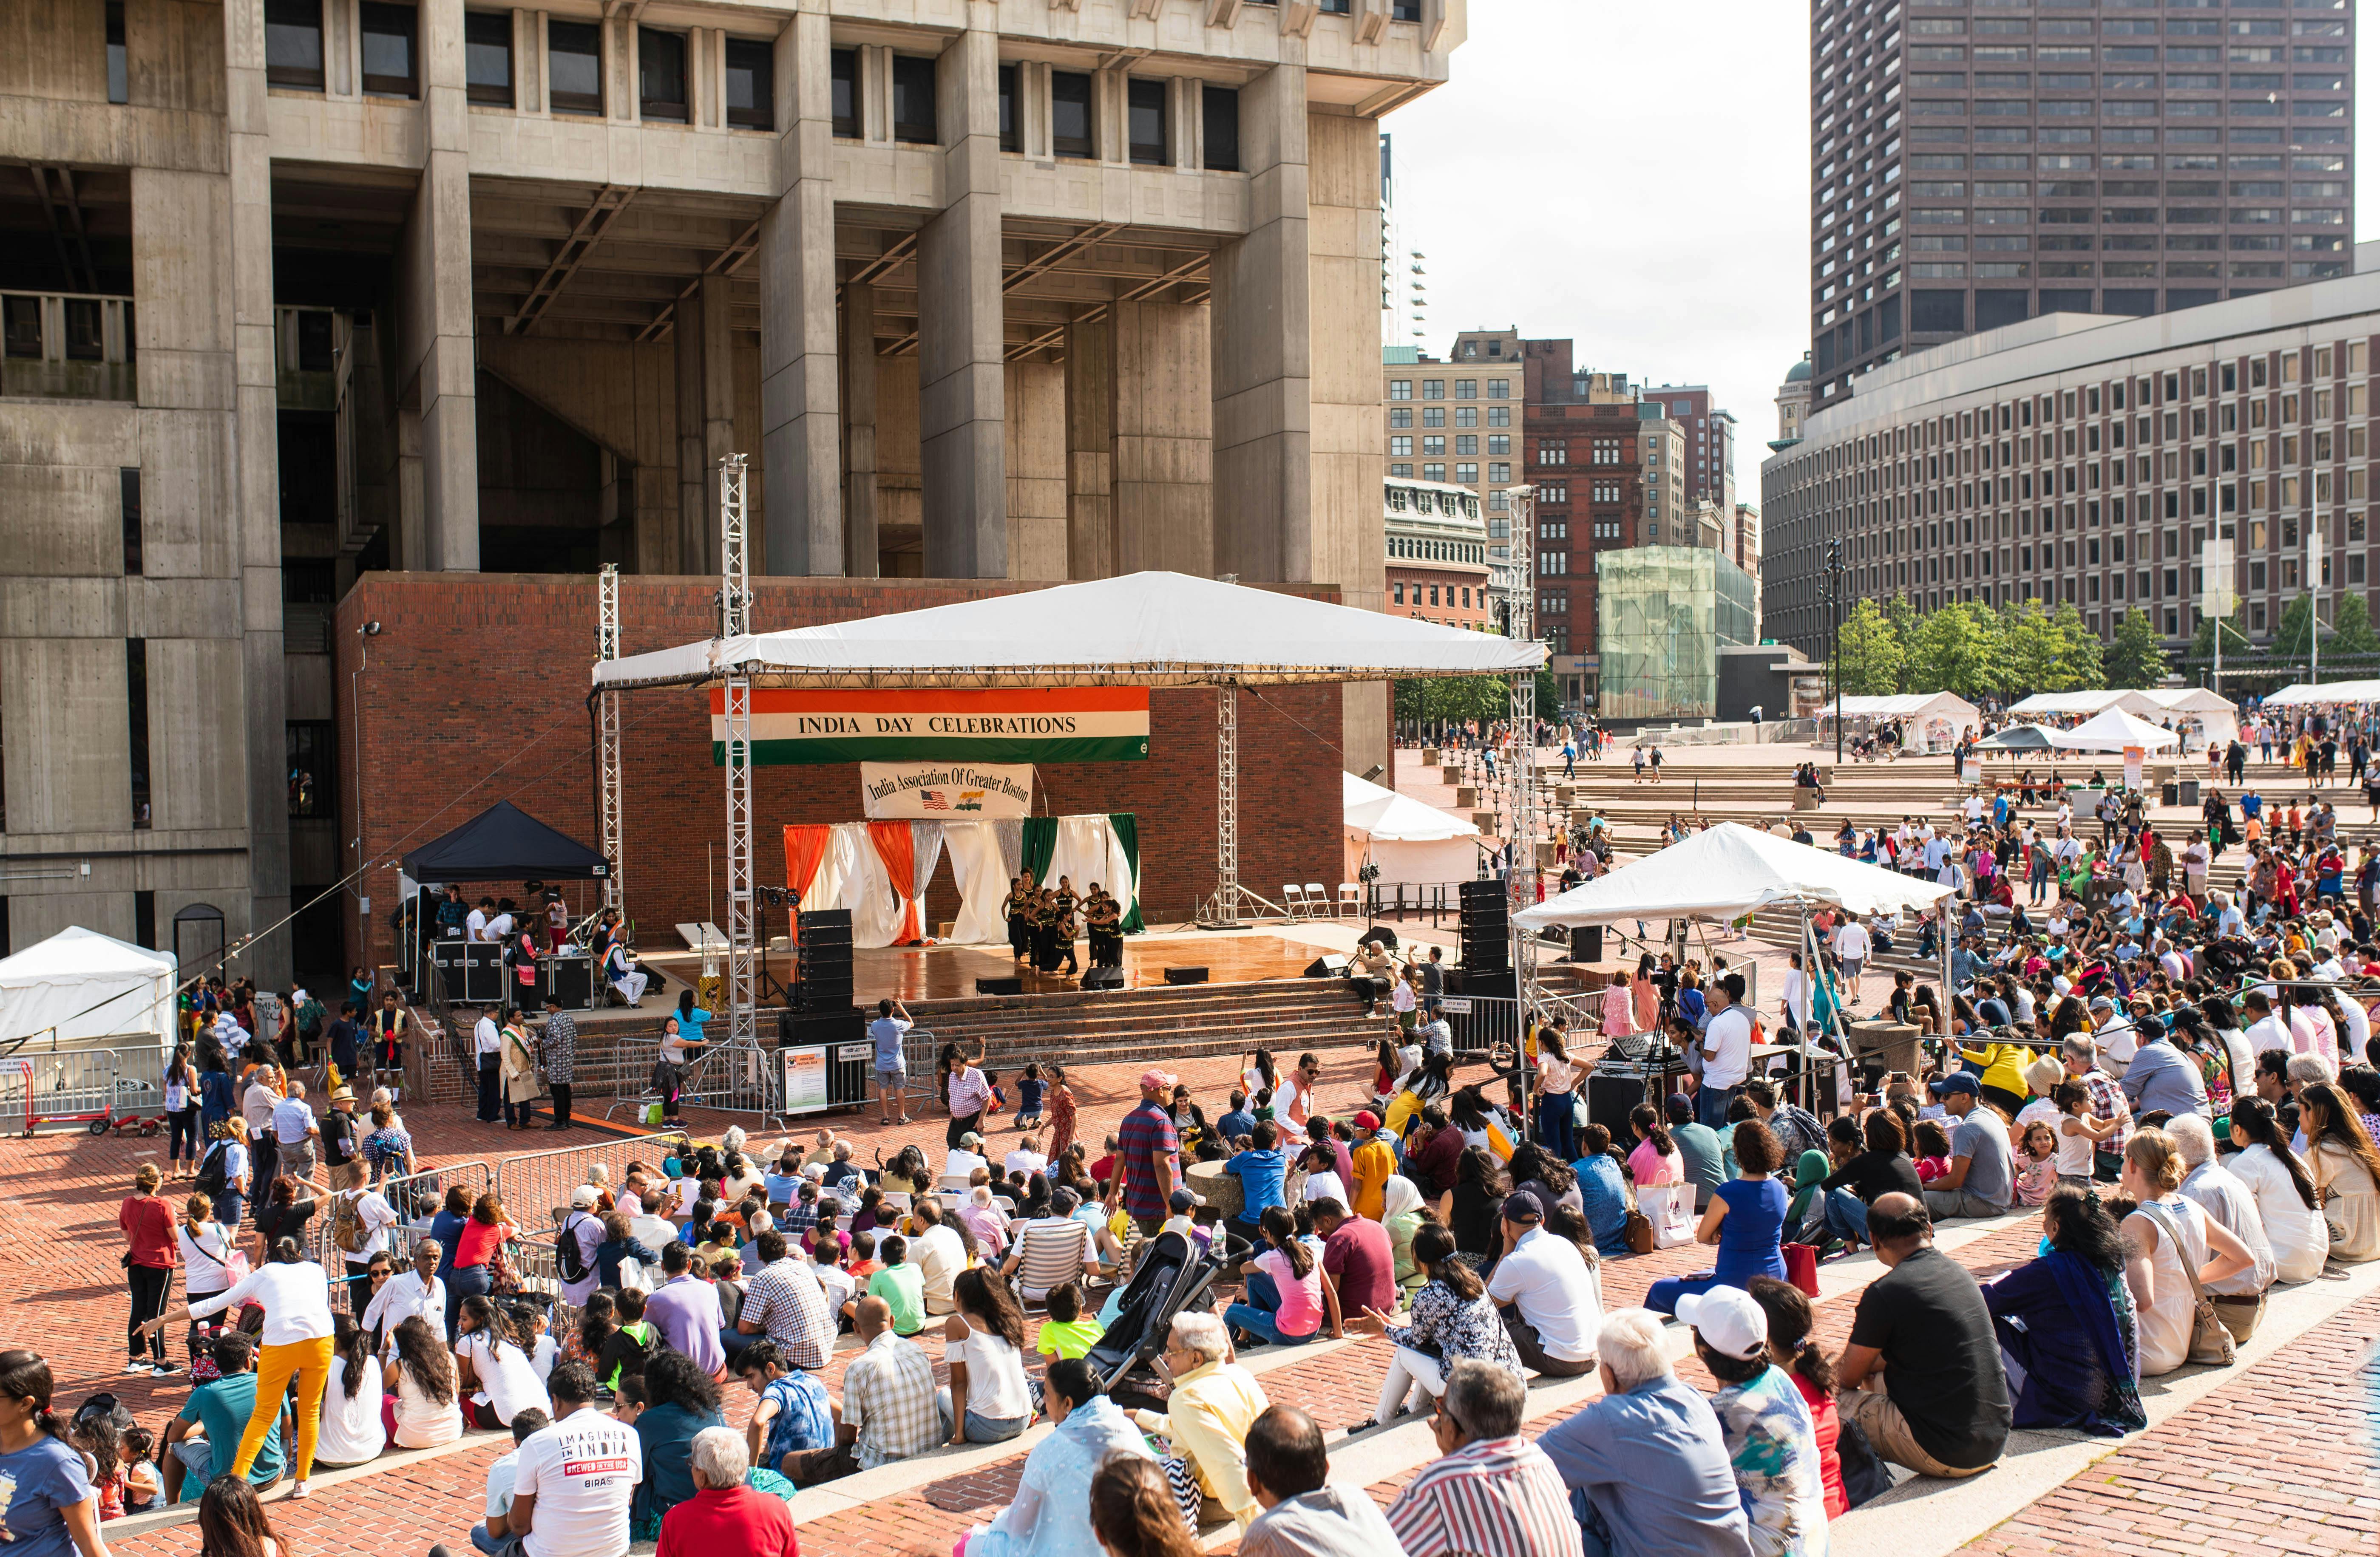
[675,285,707,573]
[225,0,292,982]
[916,6,1007,578]
[1210,62,1311,586]
[397,0,479,570]
[842,280,881,576]
[1111,300,1214,575]
[1064,314,1115,580]
[758,4,843,574]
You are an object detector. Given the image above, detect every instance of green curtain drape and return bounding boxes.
[1021,817,1058,885]
[1109,812,1145,932]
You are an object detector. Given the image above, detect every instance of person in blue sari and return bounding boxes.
[957,1358,1150,1557]
[1983,1182,2145,1437]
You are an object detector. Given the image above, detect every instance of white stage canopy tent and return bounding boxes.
[593,571,1547,691]
[1343,772,1481,889]
[2135,686,2238,747]
[1818,693,1981,753]
[2009,690,2160,717]
[1512,823,1954,931]
[2048,707,2180,752]
[2264,679,2380,707]
[0,927,177,1052]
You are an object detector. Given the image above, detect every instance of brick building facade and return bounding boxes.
[332,574,1348,973]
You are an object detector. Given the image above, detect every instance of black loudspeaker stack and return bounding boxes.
[777,1007,865,1049]
[795,909,854,1012]
[1586,1072,1654,1137]
[1569,924,1605,963]
[1163,966,1209,985]
[1458,880,1509,973]
[1080,966,1128,991]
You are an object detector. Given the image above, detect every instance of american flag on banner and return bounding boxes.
[921,790,949,810]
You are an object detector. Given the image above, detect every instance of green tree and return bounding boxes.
[2187,608,2250,666]
[2051,603,2104,689]
[1908,600,2005,699]
[1883,597,1921,693]
[1833,598,1906,695]
[2329,592,2380,660]
[2272,594,2319,660]
[2000,599,2071,695]
[2106,608,2168,688]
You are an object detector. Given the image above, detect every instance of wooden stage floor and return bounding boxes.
[636,932,1334,1005]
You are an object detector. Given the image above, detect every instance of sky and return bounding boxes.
[1378,1,2380,500]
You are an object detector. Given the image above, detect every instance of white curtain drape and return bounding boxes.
[1049,815,1114,899]
[909,821,946,941]
[992,819,1024,881]
[945,822,1015,945]
[816,822,903,948]
[1106,823,1140,925]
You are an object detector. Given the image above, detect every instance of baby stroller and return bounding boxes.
[1086,1228,1242,1413]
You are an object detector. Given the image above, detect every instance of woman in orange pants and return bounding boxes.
[142,1234,337,1498]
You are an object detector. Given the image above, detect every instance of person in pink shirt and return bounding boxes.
[1625,1106,1683,1186]
[1602,971,1638,1038]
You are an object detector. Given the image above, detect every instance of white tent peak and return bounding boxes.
[0,926,178,1052]
[2049,707,2179,752]
[1512,822,1953,930]
[592,571,1548,690]
[1343,772,1478,843]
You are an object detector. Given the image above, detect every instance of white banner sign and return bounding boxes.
[860,762,1035,818]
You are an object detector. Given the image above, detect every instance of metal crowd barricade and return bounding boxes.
[496,1130,685,1331]
[599,1035,784,1124]
[0,1045,167,1134]
[315,1158,495,1316]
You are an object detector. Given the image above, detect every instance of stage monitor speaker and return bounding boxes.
[975,977,1024,996]
[1569,925,1605,962]
[1163,966,1209,985]
[1586,1072,1654,1136]
[1301,954,1351,979]
[1450,968,1516,1001]
[1456,879,1507,906]
[1080,966,1128,991]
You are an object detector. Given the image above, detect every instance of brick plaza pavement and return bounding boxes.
[10,1027,2375,1557]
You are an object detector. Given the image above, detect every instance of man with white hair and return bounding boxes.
[1537,1310,1749,1557]
[1129,1310,1271,1532]
[271,1079,322,1186]
[2169,1115,2275,1344]
[654,1426,797,1557]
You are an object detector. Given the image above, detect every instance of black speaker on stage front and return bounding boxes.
[1163,966,1209,985]
[975,977,1023,996]
[1301,954,1350,979]
[1081,966,1127,991]
[1587,1072,1652,1136]
[1457,881,1509,972]
[1569,925,1604,963]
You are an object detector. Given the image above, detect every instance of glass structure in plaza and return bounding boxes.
[1594,546,1758,720]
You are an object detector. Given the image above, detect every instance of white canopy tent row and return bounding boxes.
[1818,692,1983,754]
[1343,771,1483,892]
[2009,687,2238,748]
[1513,823,1959,1089]
[2263,679,2380,708]
[587,566,1547,1059]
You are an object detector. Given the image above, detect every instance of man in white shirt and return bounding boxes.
[271,1081,322,1186]
[1963,793,1985,829]
[364,1238,450,1353]
[466,897,493,943]
[627,1190,678,1257]
[1696,974,1753,1130]
[501,1362,640,1557]
[2089,996,2138,1076]
[1483,1192,1599,1379]
[2239,990,2302,1062]
[2169,1116,2275,1339]
[473,1009,502,1124]
[241,1064,284,1188]
[1833,918,1872,1007]
[908,1197,967,1316]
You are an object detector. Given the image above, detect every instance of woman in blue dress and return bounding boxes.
[1645,1118,1790,1315]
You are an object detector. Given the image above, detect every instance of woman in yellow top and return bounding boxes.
[1960,1034,2036,1117]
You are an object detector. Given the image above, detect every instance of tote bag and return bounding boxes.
[1637,1183,1696,1250]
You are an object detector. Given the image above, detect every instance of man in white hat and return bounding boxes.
[1674,1288,1830,1557]
[558,1184,605,1309]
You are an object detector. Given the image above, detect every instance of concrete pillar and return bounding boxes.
[1005,362,1067,579]
[1210,63,1310,588]
[699,271,736,572]
[916,8,1006,578]
[225,0,290,983]
[1064,315,1115,580]
[1112,300,1214,575]
[675,286,706,572]
[398,0,479,570]
[758,6,843,574]
[842,281,881,577]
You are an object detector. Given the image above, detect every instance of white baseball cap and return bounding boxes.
[1674,1288,1769,1362]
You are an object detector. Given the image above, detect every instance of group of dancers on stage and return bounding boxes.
[1003,873,1125,978]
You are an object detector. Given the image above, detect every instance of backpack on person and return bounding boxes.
[330,1189,370,1257]
[194,1141,230,1198]
[556,1212,594,1285]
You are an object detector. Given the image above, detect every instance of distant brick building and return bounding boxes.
[1385,478,1495,629]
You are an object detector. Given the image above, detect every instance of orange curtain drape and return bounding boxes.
[868,821,923,945]
[783,825,831,942]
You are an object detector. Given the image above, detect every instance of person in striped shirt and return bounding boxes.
[1386,1360,1583,1557]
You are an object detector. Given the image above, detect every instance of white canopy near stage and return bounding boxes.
[1513,822,1953,931]
[0,927,178,1053]
[2049,707,2181,753]
[1343,771,1481,889]
[2010,687,2237,748]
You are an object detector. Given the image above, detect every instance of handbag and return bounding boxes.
[1623,1209,1655,1256]
[1781,1241,1820,1298]
[2138,1202,2236,1367]
[1637,1183,1696,1250]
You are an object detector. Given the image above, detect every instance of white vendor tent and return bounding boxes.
[593,570,1546,690]
[2135,686,2238,748]
[2048,707,2180,752]
[2264,679,2380,708]
[1818,693,1981,753]
[0,927,177,1053]
[1512,822,1953,931]
[1343,772,1481,888]
[2009,690,2159,718]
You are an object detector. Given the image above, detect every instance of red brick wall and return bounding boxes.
[335,574,1347,970]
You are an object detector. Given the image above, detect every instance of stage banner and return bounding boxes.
[711,688,1149,764]
[860,762,1034,819]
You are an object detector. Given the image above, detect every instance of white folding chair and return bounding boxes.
[1337,883,1360,916]
[1282,884,1309,918]
[1303,883,1329,919]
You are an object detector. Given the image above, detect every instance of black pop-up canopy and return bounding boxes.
[402,801,610,881]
